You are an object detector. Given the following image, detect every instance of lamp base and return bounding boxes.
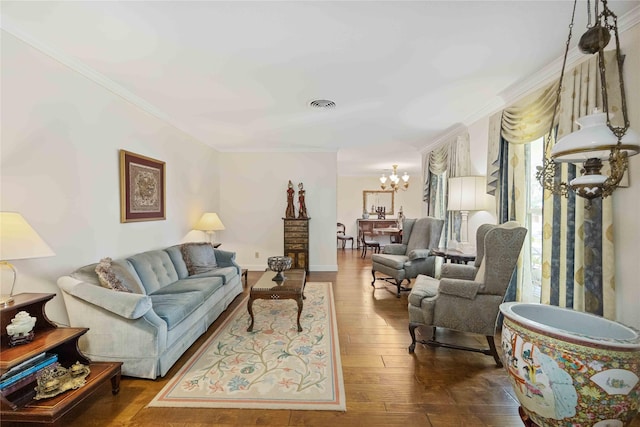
[0,294,14,306]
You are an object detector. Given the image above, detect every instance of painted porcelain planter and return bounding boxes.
[500,302,640,427]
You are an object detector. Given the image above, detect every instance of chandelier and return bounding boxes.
[536,0,639,201]
[380,165,409,192]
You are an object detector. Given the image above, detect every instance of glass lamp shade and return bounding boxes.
[570,174,607,186]
[551,112,640,163]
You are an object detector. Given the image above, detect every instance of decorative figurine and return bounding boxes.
[285,180,296,218]
[297,182,308,219]
[6,311,36,346]
[397,206,405,228]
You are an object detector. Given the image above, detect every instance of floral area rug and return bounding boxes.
[148,282,345,411]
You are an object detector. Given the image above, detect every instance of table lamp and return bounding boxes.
[447,176,488,247]
[194,212,226,244]
[0,212,55,305]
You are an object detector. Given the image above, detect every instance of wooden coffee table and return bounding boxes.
[247,269,306,332]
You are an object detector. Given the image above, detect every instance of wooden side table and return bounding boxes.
[431,248,476,264]
[0,293,121,423]
[241,268,248,287]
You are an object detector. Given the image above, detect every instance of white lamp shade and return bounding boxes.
[194,213,226,232]
[0,212,55,260]
[448,176,488,212]
[551,112,640,162]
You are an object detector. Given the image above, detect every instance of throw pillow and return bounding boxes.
[95,257,136,293]
[181,243,218,276]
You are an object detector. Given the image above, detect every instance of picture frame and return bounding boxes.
[119,150,166,223]
[363,190,394,215]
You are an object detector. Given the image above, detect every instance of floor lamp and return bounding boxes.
[447,176,487,250]
[194,212,226,245]
[0,212,55,306]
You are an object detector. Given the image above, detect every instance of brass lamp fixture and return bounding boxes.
[380,165,409,192]
[536,0,639,200]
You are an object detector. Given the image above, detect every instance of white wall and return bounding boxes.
[1,32,221,325]
[217,152,338,273]
[337,175,423,241]
[613,21,640,329]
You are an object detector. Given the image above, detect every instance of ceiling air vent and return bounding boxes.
[309,99,336,109]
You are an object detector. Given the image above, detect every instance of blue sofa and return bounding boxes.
[57,244,243,379]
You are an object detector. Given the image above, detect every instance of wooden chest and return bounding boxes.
[283,218,310,273]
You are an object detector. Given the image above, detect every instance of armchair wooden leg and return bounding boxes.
[409,324,435,353]
[413,328,503,366]
[408,323,419,353]
[486,336,503,367]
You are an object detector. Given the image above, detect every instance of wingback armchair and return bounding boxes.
[371,217,444,297]
[407,221,527,365]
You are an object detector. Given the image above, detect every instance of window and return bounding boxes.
[525,137,544,301]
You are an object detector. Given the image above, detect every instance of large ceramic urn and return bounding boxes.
[500,302,640,427]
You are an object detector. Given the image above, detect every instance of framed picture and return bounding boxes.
[119,150,166,223]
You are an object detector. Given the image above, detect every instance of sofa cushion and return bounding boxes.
[128,250,179,294]
[164,245,189,279]
[95,257,133,293]
[149,292,204,330]
[181,243,218,275]
[150,276,224,300]
[189,266,237,285]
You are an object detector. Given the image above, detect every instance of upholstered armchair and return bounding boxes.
[407,221,527,365]
[371,217,444,297]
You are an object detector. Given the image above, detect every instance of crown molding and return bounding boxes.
[462,96,506,127]
[1,16,172,123]
[416,4,640,157]
[499,4,640,106]
[419,123,468,154]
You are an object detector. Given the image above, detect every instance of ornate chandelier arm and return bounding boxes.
[535,0,578,196]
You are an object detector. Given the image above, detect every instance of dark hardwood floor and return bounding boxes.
[5,249,640,426]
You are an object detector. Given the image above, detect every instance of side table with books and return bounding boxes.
[0,293,122,423]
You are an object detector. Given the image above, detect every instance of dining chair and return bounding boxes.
[359,224,380,258]
[337,222,354,249]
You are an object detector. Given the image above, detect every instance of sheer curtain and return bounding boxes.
[489,51,618,318]
[423,131,470,250]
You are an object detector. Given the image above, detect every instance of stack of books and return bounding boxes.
[0,352,58,395]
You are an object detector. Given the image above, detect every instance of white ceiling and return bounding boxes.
[2,1,639,177]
